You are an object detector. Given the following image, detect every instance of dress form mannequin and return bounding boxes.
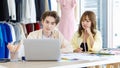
[57,0,76,41]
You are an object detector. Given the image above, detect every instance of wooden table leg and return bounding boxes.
[112,63,119,68]
[87,65,101,68]
[95,65,101,68]
[106,64,111,68]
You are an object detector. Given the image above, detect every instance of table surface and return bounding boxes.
[0,53,120,68]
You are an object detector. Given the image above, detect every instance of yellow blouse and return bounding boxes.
[71,30,102,52]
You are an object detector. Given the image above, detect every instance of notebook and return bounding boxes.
[23,39,61,61]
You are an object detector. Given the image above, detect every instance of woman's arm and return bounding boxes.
[91,31,102,52]
[71,32,83,53]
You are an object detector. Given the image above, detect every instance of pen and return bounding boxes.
[62,58,78,61]
[62,58,69,60]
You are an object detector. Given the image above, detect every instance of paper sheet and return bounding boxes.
[61,53,102,61]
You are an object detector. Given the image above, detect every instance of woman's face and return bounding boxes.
[42,16,56,34]
[82,16,92,30]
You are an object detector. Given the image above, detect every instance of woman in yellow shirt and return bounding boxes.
[71,11,102,53]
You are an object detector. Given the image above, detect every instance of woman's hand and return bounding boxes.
[85,28,92,35]
[85,28,94,48]
[73,48,83,53]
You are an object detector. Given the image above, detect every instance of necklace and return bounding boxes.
[42,30,52,39]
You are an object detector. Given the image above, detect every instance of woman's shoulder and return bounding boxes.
[95,30,101,35]
[94,30,102,38]
[73,31,80,36]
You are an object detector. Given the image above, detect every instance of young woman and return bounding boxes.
[71,11,102,53]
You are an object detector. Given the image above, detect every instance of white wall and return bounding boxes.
[108,0,120,48]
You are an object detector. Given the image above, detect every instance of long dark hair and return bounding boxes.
[78,11,97,37]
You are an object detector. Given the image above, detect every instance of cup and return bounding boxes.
[10,51,18,62]
[21,56,26,62]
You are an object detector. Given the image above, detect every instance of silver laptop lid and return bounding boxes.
[23,39,61,61]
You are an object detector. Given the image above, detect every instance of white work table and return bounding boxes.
[0,53,120,68]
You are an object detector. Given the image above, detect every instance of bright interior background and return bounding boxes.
[51,0,120,48]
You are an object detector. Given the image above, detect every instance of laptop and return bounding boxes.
[23,39,61,61]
